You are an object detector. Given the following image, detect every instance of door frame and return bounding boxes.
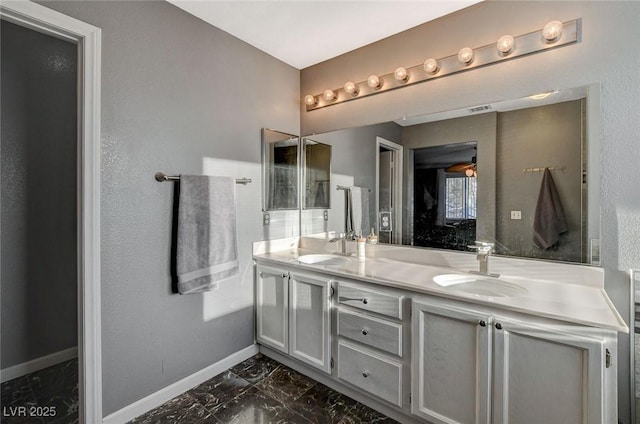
[0,2,102,423]
[375,137,403,244]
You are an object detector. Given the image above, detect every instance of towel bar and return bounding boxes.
[155,172,252,185]
[337,185,371,192]
[522,166,565,173]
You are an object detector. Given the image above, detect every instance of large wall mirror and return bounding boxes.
[302,84,601,265]
[262,128,299,211]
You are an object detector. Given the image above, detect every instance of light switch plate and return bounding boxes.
[510,210,522,220]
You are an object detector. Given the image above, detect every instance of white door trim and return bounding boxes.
[375,137,403,244]
[0,2,102,423]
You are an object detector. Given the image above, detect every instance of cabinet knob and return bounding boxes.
[495,323,503,330]
[478,320,486,327]
[362,298,369,305]
[361,329,369,335]
[362,371,369,378]
[281,273,287,278]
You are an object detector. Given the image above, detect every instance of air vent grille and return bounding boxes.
[468,105,492,113]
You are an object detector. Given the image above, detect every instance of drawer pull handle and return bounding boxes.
[495,323,503,330]
[339,296,369,305]
[478,320,486,327]
[362,371,370,378]
[361,329,369,335]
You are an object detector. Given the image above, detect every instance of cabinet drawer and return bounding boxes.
[337,282,403,319]
[337,309,402,356]
[337,341,402,407]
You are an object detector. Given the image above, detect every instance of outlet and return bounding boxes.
[323,210,328,221]
[510,210,522,220]
[263,213,270,226]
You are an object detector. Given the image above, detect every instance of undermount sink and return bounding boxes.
[433,274,528,298]
[297,254,351,266]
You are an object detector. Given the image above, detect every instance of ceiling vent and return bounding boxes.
[468,105,492,113]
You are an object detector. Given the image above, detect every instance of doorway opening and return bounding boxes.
[376,137,403,244]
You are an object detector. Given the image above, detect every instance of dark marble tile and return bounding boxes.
[1,376,37,408]
[337,402,399,424]
[288,383,357,424]
[29,359,78,403]
[188,371,250,411]
[228,355,280,385]
[130,392,211,424]
[210,386,306,424]
[254,366,316,403]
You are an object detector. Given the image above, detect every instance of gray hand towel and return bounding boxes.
[533,168,568,250]
[177,175,239,294]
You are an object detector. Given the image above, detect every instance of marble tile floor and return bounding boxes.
[1,358,79,424]
[129,354,399,424]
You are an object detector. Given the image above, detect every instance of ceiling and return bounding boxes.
[167,1,483,69]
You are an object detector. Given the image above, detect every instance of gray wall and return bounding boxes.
[301,1,640,421]
[1,21,78,369]
[496,100,583,262]
[39,0,300,415]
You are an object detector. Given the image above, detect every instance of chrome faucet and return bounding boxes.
[468,241,500,277]
[330,233,348,255]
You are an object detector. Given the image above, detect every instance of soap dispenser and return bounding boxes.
[367,227,378,245]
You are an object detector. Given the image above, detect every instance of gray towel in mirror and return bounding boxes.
[533,168,568,250]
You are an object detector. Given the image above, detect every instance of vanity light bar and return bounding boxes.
[304,19,579,111]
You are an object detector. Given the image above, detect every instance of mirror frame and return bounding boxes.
[261,128,300,211]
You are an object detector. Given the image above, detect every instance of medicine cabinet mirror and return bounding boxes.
[302,84,601,265]
[302,138,331,209]
[262,128,299,211]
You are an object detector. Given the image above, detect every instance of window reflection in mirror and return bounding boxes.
[414,142,478,251]
[262,128,299,211]
[303,138,331,209]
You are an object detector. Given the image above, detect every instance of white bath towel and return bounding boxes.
[348,186,370,238]
[177,175,239,294]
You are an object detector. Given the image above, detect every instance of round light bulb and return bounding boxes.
[423,58,439,74]
[497,35,515,55]
[344,81,359,96]
[465,168,474,177]
[542,20,563,42]
[367,74,381,89]
[394,66,408,82]
[304,95,317,106]
[457,47,474,65]
[323,89,336,102]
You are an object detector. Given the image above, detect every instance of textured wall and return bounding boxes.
[39,0,300,415]
[1,21,78,368]
[301,1,640,421]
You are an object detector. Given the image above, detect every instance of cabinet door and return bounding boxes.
[256,265,289,354]
[289,272,332,373]
[492,317,605,424]
[412,300,491,424]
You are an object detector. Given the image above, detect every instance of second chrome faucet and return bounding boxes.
[468,241,500,277]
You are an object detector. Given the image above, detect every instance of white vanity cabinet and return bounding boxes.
[335,281,409,409]
[255,264,332,373]
[413,298,614,424]
[412,300,492,424]
[256,265,289,354]
[289,272,332,373]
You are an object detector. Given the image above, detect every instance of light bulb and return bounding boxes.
[457,47,474,65]
[465,168,474,177]
[423,58,439,74]
[304,95,317,106]
[344,81,359,96]
[394,67,408,82]
[497,35,515,55]
[323,89,336,102]
[542,20,563,42]
[367,74,381,89]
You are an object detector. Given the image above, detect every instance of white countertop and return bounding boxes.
[253,237,628,333]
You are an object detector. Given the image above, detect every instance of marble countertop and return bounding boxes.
[253,238,628,333]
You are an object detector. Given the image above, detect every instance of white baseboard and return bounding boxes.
[102,344,258,424]
[1,346,78,383]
